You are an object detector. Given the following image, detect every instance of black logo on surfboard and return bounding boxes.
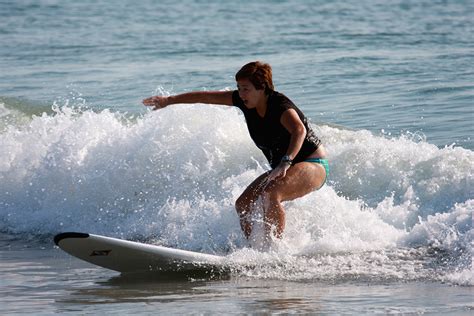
[90,250,112,256]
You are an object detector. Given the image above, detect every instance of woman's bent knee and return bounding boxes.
[235,194,251,216]
[261,186,281,207]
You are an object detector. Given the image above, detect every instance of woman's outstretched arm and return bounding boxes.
[143,91,234,110]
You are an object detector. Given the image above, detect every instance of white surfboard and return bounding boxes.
[54,232,227,274]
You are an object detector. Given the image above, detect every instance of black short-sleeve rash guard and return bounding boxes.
[232,90,321,168]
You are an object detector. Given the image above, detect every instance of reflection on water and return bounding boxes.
[60,272,232,304]
[67,275,324,314]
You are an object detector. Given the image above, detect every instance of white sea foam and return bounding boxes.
[0,104,472,284]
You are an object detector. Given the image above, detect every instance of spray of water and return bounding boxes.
[0,100,472,284]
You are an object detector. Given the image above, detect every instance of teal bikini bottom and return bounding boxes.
[304,158,329,188]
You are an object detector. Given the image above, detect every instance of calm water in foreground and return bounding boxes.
[1,238,472,315]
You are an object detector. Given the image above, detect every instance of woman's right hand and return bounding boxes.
[142,96,170,110]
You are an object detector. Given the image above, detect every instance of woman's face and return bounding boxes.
[237,79,265,108]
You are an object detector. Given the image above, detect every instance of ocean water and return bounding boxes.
[1,0,473,314]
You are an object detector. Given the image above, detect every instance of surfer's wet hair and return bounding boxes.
[235,61,274,95]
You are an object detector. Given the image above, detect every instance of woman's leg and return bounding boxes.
[235,171,270,238]
[262,162,327,238]
[235,161,326,239]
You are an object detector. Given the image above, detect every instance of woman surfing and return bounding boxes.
[143,61,328,241]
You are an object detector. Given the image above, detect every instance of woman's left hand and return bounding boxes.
[266,162,291,183]
[142,96,170,110]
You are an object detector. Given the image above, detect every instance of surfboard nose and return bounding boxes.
[54,232,89,246]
